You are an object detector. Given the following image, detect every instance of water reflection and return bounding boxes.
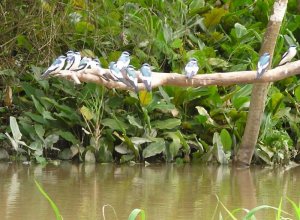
[0,162,298,220]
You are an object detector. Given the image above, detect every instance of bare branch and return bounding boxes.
[54,60,300,90]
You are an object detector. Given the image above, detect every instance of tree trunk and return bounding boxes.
[235,0,288,166]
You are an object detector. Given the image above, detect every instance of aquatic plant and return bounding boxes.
[1,0,300,165]
[34,180,63,220]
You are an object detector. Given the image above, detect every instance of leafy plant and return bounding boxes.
[1,0,300,165]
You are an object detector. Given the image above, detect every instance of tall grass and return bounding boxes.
[35,179,145,220]
[34,179,63,220]
[214,195,296,220]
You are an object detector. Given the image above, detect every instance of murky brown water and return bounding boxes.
[0,162,299,220]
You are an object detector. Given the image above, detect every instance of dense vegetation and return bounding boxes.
[1,0,300,165]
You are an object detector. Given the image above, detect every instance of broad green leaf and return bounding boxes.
[31,66,49,90]
[34,124,45,140]
[234,23,248,38]
[220,129,232,152]
[42,111,56,120]
[208,58,229,69]
[131,137,152,145]
[41,97,75,114]
[284,34,295,46]
[127,115,143,129]
[158,86,171,103]
[25,112,46,124]
[115,143,131,154]
[195,106,217,126]
[271,92,284,110]
[152,118,181,130]
[294,86,300,102]
[233,96,250,110]
[21,82,45,98]
[166,132,181,160]
[75,21,95,33]
[204,8,228,28]
[10,116,22,141]
[35,156,46,164]
[28,140,43,151]
[44,134,59,149]
[5,133,19,151]
[142,107,151,130]
[123,135,139,157]
[56,131,79,144]
[139,90,152,106]
[143,140,165,158]
[175,131,190,153]
[102,118,128,132]
[232,85,252,99]
[31,95,44,114]
[170,38,183,49]
[256,149,272,165]
[213,132,227,164]
[147,101,176,112]
[184,87,217,104]
[80,106,94,121]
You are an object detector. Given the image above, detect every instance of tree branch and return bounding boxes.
[55,60,300,90]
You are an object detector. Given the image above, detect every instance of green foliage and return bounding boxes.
[1,0,300,164]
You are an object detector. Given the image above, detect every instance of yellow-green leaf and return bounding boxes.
[71,0,86,8]
[295,86,300,102]
[139,90,152,106]
[80,106,93,120]
[204,8,228,28]
[170,39,183,49]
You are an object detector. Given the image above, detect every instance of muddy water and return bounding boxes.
[0,162,299,220]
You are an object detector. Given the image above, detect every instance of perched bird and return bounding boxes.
[41,55,66,78]
[125,65,139,93]
[109,61,131,86]
[185,58,199,79]
[257,52,270,79]
[88,57,101,70]
[88,57,108,80]
[140,63,152,92]
[278,45,297,66]
[65,51,81,70]
[116,51,130,70]
[74,57,92,71]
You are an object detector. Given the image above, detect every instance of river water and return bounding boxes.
[0,162,299,220]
